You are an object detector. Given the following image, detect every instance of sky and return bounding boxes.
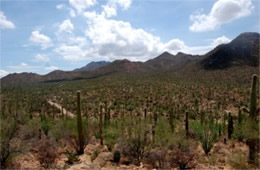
[0,0,259,77]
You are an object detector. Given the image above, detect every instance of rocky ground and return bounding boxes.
[10,135,250,170]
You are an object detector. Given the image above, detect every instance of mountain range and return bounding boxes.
[1,32,259,86]
[73,61,111,72]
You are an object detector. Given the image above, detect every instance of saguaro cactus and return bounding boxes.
[238,108,242,126]
[200,111,205,125]
[152,124,156,143]
[76,91,84,154]
[153,112,158,127]
[249,74,257,118]
[38,128,42,140]
[228,112,233,139]
[107,108,111,124]
[169,108,174,133]
[185,111,189,137]
[248,74,258,164]
[194,98,199,114]
[237,108,244,142]
[61,107,64,119]
[52,104,55,119]
[99,104,104,145]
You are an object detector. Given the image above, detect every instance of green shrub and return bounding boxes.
[233,123,245,142]
[103,121,121,150]
[50,118,88,142]
[228,151,251,169]
[118,119,152,165]
[41,121,50,136]
[0,117,19,168]
[191,120,218,155]
[22,118,41,140]
[155,116,175,147]
[65,150,79,165]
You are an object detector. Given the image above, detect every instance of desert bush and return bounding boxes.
[208,155,217,166]
[191,120,218,155]
[41,120,50,136]
[65,150,79,165]
[0,116,19,169]
[228,151,251,169]
[118,119,152,165]
[103,121,121,151]
[21,118,41,140]
[146,148,169,169]
[155,116,175,147]
[50,118,89,152]
[233,111,245,142]
[35,139,58,169]
[170,136,197,169]
[242,119,260,165]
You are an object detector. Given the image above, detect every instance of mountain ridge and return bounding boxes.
[73,61,111,72]
[1,32,259,86]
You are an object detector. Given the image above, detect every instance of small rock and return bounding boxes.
[84,143,108,155]
[89,136,97,144]
[218,157,225,164]
[55,154,68,169]
[139,162,143,168]
[93,152,113,167]
[67,163,91,170]
[84,144,97,155]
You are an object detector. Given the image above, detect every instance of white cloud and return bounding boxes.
[0,70,9,78]
[70,9,76,17]
[69,0,97,14]
[164,35,231,55]
[29,31,52,49]
[45,66,59,71]
[55,20,87,47]
[56,4,66,9]
[100,0,131,18]
[58,19,74,34]
[0,11,15,29]
[102,5,117,18]
[56,4,76,18]
[33,54,50,62]
[8,63,39,72]
[8,62,29,69]
[164,39,188,54]
[190,0,254,32]
[54,45,88,61]
[52,0,231,62]
[211,35,231,46]
[83,12,164,61]
[110,0,132,10]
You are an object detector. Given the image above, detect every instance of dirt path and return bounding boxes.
[47,100,75,118]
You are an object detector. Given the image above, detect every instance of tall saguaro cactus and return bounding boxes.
[99,104,104,145]
[169,108,174,133]
[228,112,233,139]
[249,74,257,118]
[248,74,258,164]
[76,91,84,154]
[185,111,189,137]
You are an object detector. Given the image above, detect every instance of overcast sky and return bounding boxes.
[0,0,259,76]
